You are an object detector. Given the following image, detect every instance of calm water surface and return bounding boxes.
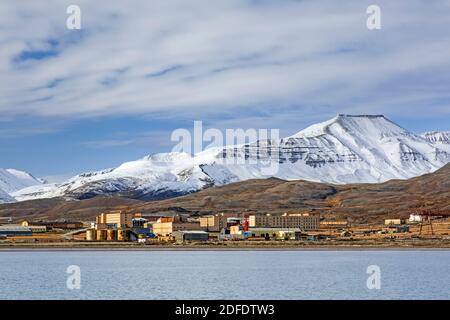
[0,250,448,300]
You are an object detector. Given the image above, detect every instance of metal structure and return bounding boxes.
[417,210,434,235]
[414,208,450,235]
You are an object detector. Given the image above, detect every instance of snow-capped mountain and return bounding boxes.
[421,131,450,148]
[0,168,43,194]
[12,114,450,202]
[0,168,44,203]
[0,187,15,204]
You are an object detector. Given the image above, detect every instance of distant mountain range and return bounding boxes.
[2,114,450,204]
[2,161,449,224]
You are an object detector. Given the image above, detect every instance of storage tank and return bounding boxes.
[107,229,117,241]
[96,229,107,241]
[86,229,95,241]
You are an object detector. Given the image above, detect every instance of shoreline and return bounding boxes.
[1,248,449,252]
[1,241,450,251]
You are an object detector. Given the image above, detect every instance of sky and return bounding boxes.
[1,0,450,178]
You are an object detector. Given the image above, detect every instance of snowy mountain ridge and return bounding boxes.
[0,168,44,203]
[0,168,43,194]
[421,131,450,146]
[8,114,450,203]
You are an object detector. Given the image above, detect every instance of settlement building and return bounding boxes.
[384,219,406,225]
[152,220,202,236]
[31,221,83,230]
[199,214,228,232]
[172,231,209,242]
[247,228,303,240]
[0,226,33,236]
[249,213,319,230]
[320,220,348,228]
[96,210,140,229]
[20,221,47,233]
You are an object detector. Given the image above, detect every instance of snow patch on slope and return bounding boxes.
[0,187,15,203]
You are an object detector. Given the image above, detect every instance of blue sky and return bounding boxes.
[1,0,450,178]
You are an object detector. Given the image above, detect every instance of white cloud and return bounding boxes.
[0,0,449,124]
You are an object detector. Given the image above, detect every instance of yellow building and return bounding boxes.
[152,221,202,236]
[249,213,319,230]
[95,210,140,229]
[384,219,405,225]
[199,214,228,232]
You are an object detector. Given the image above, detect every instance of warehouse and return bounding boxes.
[20,221,47,233]
[152,220,202,236]
[0,226,33,236]
[172,231,209,242]
[248,228,303,240]
[384,219,406,225]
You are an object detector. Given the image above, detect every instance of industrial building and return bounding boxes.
[384,219,406,225]
[20,221,47,233]
[85,228,142,242]
[86,211,152,242]
[199,214,228,232]
[95,210,140,229]
[249,213,319,230]
[0,226,33,236]
[172,231,209,242]
[0,221,47,234]
[152,220,202,236]
[29,221,84,230]
[247,228,303,240]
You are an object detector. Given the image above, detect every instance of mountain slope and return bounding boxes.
[421,131,450,151]
[275,115,450,182]
[128,163,450,224]
[0,187,15,204]
[2,164,449,224]
[0,168,43,195]
[0,197,143,222]
[12,115,450,202]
